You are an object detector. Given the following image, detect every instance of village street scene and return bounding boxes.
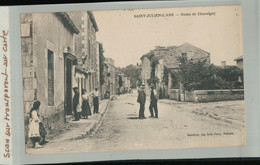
[20,6,245,154]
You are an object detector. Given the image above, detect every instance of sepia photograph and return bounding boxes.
[20,5,245,155]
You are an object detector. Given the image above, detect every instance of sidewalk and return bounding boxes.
[51,98,111,142]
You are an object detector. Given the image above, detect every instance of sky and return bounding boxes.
[93,5,242,68]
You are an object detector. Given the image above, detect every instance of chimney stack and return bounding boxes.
[221,61,226,68]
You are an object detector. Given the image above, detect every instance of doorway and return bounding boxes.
[64,56,73,115]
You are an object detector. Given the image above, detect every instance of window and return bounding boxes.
[48,50,54,106]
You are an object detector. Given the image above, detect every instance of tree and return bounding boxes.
[176,56,220,91]
[162,66,169,86]
[120,64,141,88]
[216,66,243,89]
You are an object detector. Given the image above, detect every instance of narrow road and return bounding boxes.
[29,92,245,154]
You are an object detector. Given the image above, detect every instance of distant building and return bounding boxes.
[106,58,117,95]
[234,56,243,70]
[140,43,210,97]
[123,76,131,93]
[101,60,110,98]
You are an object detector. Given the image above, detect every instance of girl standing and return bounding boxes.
[28,101,43,148]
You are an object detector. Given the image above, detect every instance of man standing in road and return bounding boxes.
[73,87,80,121]
[137,84,146,119]
[93,87,100,114]
[149,84,159,118]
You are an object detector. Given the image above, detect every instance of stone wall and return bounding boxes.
[187,89,244,102]
[168,89,180,101]
[169,89,244,102]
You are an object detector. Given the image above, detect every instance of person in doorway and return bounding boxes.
[93,88,100,114]
[149,84,159,118]
[81,89,91,119]
[73,87,80,121]
[28,100,44,148]
[137,84,146,119]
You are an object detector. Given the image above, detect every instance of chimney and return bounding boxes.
[221,61,226,68]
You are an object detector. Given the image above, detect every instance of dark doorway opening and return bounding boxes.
[64,54,74,115]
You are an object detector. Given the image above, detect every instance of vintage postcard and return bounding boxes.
[20,5,245,155]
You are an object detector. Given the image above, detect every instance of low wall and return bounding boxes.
[168,89,180,101]
[168,89,244,102]
[185,89,244,102]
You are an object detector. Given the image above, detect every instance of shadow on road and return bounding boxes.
[127,117,139,119]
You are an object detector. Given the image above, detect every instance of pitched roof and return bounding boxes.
[87,11,99,32]
[140,51,154,60]
[55,12,80,34]
[234,56,243,61]
[178,42,210,54]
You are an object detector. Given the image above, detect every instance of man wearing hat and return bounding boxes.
[72,87,80,121]
[149,84,159,118]
[137,84,146,119]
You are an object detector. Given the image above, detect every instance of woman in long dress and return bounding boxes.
[28,101,43,148]
[81,89,91,119]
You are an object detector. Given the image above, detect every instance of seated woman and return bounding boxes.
[81,89,91,119]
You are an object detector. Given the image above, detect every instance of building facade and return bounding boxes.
[68,11,99,95]
[140,43,210,98]
[21,12,79,138]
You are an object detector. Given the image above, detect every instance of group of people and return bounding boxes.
[72,87,100,121]
[27,87,100,148]
[137,84,159,119]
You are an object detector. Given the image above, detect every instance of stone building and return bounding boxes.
[165,43,210,89]
[106,58,117,95]
[68,11,99,95]
[140,43,210,98]
[140,51,153,94]
[234,56,243,70]
[101,59,110,98]
[21,12,79,138]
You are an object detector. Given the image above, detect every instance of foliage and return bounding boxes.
[118,75,123,87]
[147,61,160,86]
[162,66,179,89]
[162,66,169,86]
[99,43,105,86]
[120,64,141,88]
[176,56,242,91]
[216,66,243,89]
